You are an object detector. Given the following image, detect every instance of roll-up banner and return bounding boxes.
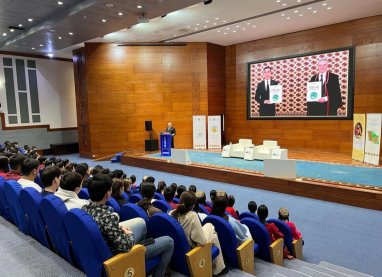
[193,115,207,149]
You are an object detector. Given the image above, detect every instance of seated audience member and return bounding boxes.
[188,184,197,193]
[17,158,42,192]
[90,165,103,177]
[195,191,212,213]
[37,156,47,172]
[248,201,258,214]
[40,165,61,196]
[142,175,155,184]
[111,169,124,179]
[278,207,302,241]
[75,163,90,188]
[163,186,178,210]
[122,178,133,196]
[130,175,138,190]
[175,185,186,199]
[170,191,226,276]
[5,153,27,181]
[0,156,9,178]
[258,205,293,260]
[211,195,252,244]
[169,183,177,193]
[83,174,174,277]
[55,172,89,210]
[137,182,162,217]
[226,195,239,220]
[156,181,167,194]
[111,179,128,207]
[208,189,217,206]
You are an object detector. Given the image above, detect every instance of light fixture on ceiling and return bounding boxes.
[28,18,33,22]
[137,5,143,9]
[204,0,213,5]
[58,1,63,5]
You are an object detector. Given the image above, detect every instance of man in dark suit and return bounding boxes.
[165,122,176,148]
[307,59,342,116]
[255,67,279,116]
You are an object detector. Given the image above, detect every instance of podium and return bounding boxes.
[160,132,172,156]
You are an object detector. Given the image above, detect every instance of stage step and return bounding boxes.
[110,152,124,163]
[255,258,311,277]
[284,259,352,277]
[318,262,374,277]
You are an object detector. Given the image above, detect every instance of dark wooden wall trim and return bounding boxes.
[121,155,382,211]
[0,113,77,132]
[0,51,72,62]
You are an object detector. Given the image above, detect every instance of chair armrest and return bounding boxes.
[186,242,213,277]
[269,238,284,266]
[103,244,146,277]
[292,237,303,259]
[236,239,255,275]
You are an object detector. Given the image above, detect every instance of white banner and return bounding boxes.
[307,81,322,102]
[208,116,222,149]
[352,114,366,162]
[364,113,381,165]
[193,115,207,149]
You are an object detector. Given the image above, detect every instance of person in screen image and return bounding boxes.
[307,58,342,116]
[165,122,176,148]
[255,66,280,116]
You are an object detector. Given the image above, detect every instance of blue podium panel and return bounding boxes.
[160,133,172,156]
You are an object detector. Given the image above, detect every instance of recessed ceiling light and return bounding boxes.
[194,28,198,30]
[299,13,303,16]
[322,3,327,6]
[226,27,230,30]
[105,3,114,7]
[215,17,219,20]
[233,30,236,33]
[217,30,221,32]
[286,17,291,20]
[48,53,53,58]
[31,47,35,50]
[58,36,62,39]
[174,34,177,37]
[58,1,63,5]
[18,24,23,27]
[222,20,226,23]
[204,25,207,28]
[39,44,43,47]
[252,25,256,28]
[196,23,200,26]
[307,7,312,10]
[294,10,298,13]
[205,20,209,23]
[297,0,301,2]
[68,32,73,35]
[28,18,33,22]
[281,13,285,16]
[137,5,142,9]
[282,3,287,6]
[212,23,216,25]
[236,25,240,28]
[10,29,14,32]
[246,22,250,25]
[313,10,317,13]
[327,6,332,10]
[118,12,123,16]
[223,32,227,35]
[102,19,107,22]
[276,0,281,2]
[2,33,7,36]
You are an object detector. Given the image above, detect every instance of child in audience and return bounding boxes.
[226,195,239,219]
[188,184,197,193]
[112,179,128,207]
[156,181,167,194]
[40,165,61,196]
[278,207,302,241]
[0,156,9,178]
[195,191,212,213]
[258,205,293,260]
[164,186,178,209]
[137,182,162,217]
[170,191,226,275]
[248,201,257,214]
[207,189,217,207]
[175,185,186,199]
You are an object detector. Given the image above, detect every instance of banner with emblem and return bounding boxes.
[352,114,366,162]
[193,115,207,149]
[208,115,222,149]
[364,113,381,165]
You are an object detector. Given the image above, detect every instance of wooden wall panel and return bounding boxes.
[226,15,382,160]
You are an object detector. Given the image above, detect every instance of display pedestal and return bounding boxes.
[160,133,172,156]
[145,139,158,151]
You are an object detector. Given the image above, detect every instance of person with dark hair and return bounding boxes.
[17,158,42,192]
[188,184,197,193]
[165,122,176,148]
[169,182,177,192]
[156,181,166,194]
[226,195,239,220]
[209,189,217,203]
[90,165,103,177]
[258,205,293,260]
[211,196,252,244]
[143,175,155,184]
[175,185,186,199]
[248,201,258,214]
[75,163,90,188]
[278,207,302,241]
[112,169,124,179]
[130,174,137,189]
[170,191,225,275]
[163,186,178,210]
[112,179,128,207]
[55,172,89,210]
[255,66,280,116]
[195,191,212,213]
[83,174,174,277]
[5,153,27,180]
[0,156,9,178]
[137,182,162,217]
[40,165,61,196]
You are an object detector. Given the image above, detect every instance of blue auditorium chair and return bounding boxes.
[239,212,259,221]
[267,218,303,259]
[77,188,90,200]
[152,200,172,212]
[64,208,158,277]
[153,192,165,201]
[20,188,51,248]
[0,177,13,222]
[172,197,180,204]
[128,193,142,203]
[241,217,284,266]
[148,213,218,276]
[203,215,255,274]
[40,195,76,265]
[3,180,30,234]
[120,203,149,223]
[121,191,129,200]
[198,204,210,215]
[106,197,121,214]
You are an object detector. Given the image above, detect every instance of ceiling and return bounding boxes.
[1,0,382,59]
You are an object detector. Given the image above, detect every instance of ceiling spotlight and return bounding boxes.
[137,5,143,8]
[68,32,73,35]
[204,0,213,5]
[118,12,123,16]
[48,53,53,58]
[28,18,33,22]
[2,33,7,36]
[58,1,63,5]
[58,36,62,39]
[102,19,107,22]
[18,24,23,27]
[10,29,14,32]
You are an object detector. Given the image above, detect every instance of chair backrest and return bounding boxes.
[267,219,293,254]
[0,177,13,222]
[78,188,90,200]
[241,218,272,261]
[106,197,121,214]
[3,180,30,234]
[152,200,172,212]
[198,204,210,215]
[153,192,165,201]
[64,208,113,277]
[238,139,253,146]
[19,188,50,247]
[129,193,142,204]
[203,215,239,268]
[172,197,180,204]
[121,191,129,201]
[239,212,259,221]
[148,213,192,276]
[263,140,278,148]
[40,195,75,264]
[120,203,149,222]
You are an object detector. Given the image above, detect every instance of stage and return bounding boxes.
[120,148,382,211]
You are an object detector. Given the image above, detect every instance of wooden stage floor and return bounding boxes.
[120,148,382,211]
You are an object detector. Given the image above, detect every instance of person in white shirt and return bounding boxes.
[55,171,89,210]
[17,158,42,192]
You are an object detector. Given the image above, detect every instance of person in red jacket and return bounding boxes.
[278,207,302,241]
